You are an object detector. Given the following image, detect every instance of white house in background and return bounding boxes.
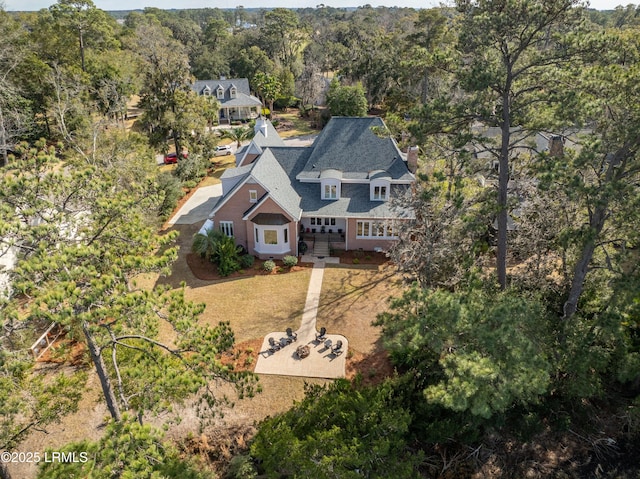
[192,78,262,124]
[0,245,16,299]
[202,116,417,259]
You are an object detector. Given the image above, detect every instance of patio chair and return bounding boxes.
[286,327,297,343]
[332,340,343,355]
[268,337,281,353]
[316,327,327,341]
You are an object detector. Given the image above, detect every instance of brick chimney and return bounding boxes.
[549,135,564,157]
[406,146,419,173]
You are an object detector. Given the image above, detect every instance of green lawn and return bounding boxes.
[274,111,318,138]
[185,269,313,344]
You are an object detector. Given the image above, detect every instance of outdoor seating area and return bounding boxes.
[267,327,299,354]
[255,326,348,378]
[254,262,348,379]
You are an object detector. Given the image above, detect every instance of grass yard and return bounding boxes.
[316,264,403,356]
[274,110,318,138]
[185,269,312,344]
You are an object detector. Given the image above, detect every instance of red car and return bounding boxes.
[164,152,188,164]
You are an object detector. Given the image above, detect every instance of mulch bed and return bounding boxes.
[186,253,312,281]
[345,349,395,387]
[333,250,389,266]
[220,338,264,372]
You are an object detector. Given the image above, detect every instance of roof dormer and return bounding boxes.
[369,170,391,201]
[216,85,225,100]
[320,169,342,200]
[202,85,211,96]
[230,84,237,99]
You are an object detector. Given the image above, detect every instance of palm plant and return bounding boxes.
[192,228,225,262]
[220,126,255,148]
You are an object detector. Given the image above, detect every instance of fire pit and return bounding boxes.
[296,345,310,359]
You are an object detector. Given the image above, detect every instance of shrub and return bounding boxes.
[352,258,360,264]
[226,454,257,479]
[156,172,184,218]
[175,154,208,183]
[240,255,255,268]
[282,255,298,268]
[192,229,241,276]
[262,260,276,272]
[215,239,241,276]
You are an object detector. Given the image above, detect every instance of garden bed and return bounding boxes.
[186,253,313,281]
[334,250,389,266]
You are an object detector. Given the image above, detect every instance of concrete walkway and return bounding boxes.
[254,261,348,379]
[167,184,222,225]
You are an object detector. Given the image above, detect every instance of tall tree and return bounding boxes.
[132,20,195,154]
[259,8,306,75]
[0,145,257,426]
[537,30,640,321]
[49,0,117,72]
[425,0,587,289]
[252,71,281,115]
[325,78,368,117]
[0,9,31,168]
[229,46,274,81]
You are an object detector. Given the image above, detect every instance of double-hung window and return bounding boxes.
[355,220,398,239]
[324,184,337,199]
[220,221,234,237]
[373,186,387,201]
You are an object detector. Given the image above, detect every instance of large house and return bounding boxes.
[192,78,262,124]
[203,116,417,259]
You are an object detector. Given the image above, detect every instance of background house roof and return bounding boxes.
[192,78,262,108]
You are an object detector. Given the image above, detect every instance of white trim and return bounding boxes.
[253,224,291,255]
[220,221,234,237]
[297,177,414,185]
[355,220,398,239]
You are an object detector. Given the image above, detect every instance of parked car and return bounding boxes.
[164,152,187,164]
[214,145,233,156]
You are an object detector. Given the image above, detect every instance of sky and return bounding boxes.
[4,0,636,13]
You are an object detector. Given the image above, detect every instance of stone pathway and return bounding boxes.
[254,260,348,379]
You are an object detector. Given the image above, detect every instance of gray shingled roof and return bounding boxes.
[191,78,262,108]
[252,121,286,148]
[247,149,303,220]
[211,119,414,222]
[296,183,413,219]
[297,117,413,181]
